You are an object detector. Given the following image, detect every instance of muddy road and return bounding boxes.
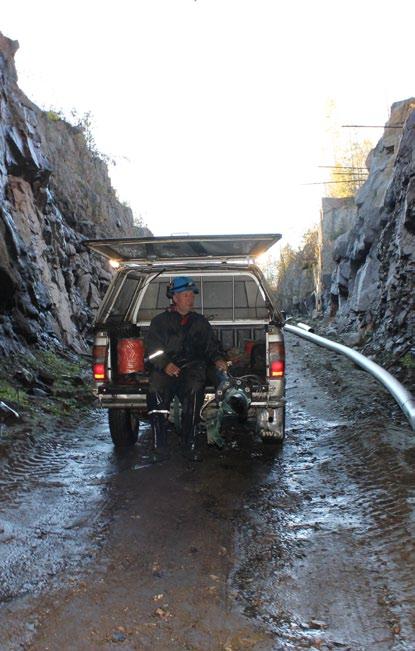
[1,334,414,651]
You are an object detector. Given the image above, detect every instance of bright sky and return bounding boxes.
[2,0,415,253]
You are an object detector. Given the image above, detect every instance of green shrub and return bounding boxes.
[45,110,62,122]
[402,352,415,369]
[0,379,29,407]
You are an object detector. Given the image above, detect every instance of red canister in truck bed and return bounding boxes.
[117,338,145,374]
[244,340,255,356]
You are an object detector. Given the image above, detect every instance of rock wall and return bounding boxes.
[0,32,136,355]
[273,227,320,316]
[277,98,415,374]
[326,99,415,365]
[318,196,356,314]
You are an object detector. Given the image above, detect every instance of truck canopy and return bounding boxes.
[84,233,282,263]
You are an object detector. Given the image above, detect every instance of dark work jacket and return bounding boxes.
[145,310,224,372]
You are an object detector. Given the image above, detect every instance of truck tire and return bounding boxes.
[108,408,139,447]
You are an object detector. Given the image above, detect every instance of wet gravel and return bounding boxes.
[0,334,414,650]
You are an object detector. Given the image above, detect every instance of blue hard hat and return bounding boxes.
[167,276,199,297]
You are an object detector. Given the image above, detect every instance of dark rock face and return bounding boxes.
[0,32,137,355]
[318,197,356,314]
[323,99,415,369]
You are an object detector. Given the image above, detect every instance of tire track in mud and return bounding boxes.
[0,439,69,488]
[230,336,415,651]
[0,413,115,603]
[0,414,114,496]
[305,405,415,647]
[325,420,415,649]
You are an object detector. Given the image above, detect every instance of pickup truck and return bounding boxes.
[86,234,286,448]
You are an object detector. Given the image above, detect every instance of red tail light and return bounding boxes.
[93,345,108,381]
[269,341,285,378]
[270,359,285,377]
[93,363,106,381]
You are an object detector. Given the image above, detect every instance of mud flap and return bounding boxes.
[256,407,285,441]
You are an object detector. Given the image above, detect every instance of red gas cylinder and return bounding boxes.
[117,338,145,374]
[244,340,255,356]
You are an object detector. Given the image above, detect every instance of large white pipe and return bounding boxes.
[284,323,415,431]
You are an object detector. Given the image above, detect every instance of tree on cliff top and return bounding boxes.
[326,139,373,198]
[45,107,114,165]
[322,99,373,198]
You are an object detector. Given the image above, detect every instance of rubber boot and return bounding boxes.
[149,413,170,463]
[182,424,204,462]
[180,389,205,462]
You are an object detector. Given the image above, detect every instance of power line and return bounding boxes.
[318,165,367,170]
[301,179,367,186]
[330,172,369,177]
[342,124,403,128]
[329,170,368,174]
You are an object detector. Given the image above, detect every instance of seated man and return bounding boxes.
[145,276,227,462]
